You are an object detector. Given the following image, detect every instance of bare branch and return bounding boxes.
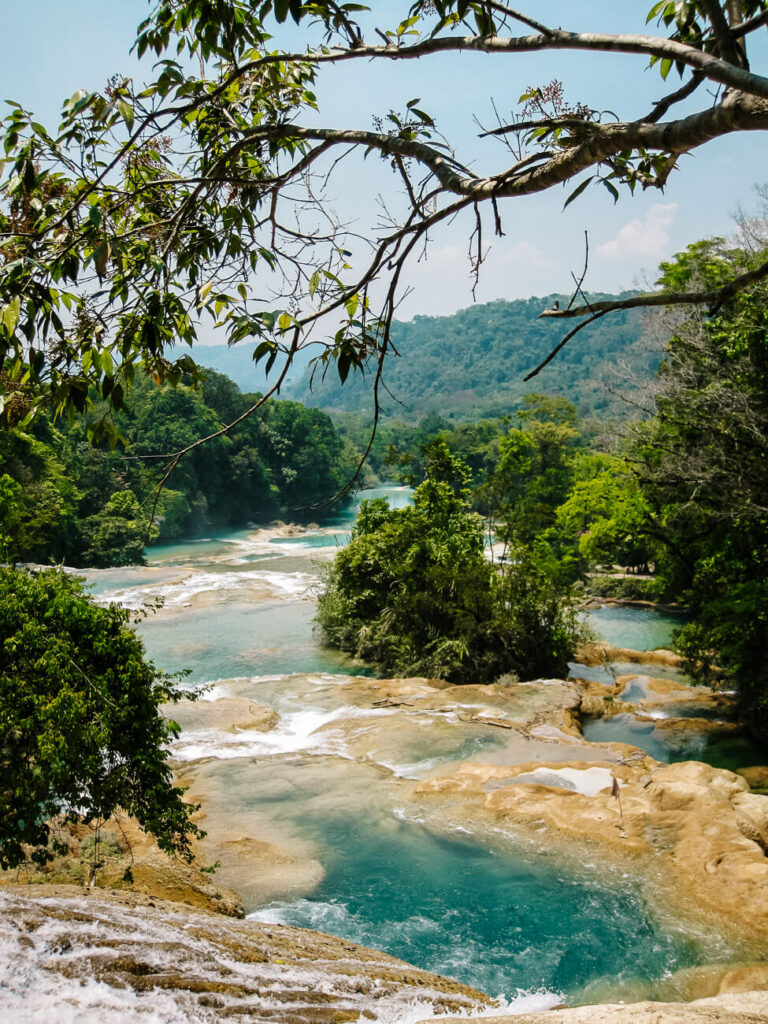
[539,256,768,320]
[640,72,705,124]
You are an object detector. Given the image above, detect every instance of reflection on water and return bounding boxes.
[582,714,763,772]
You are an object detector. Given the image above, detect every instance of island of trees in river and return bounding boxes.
[1,237,766,745]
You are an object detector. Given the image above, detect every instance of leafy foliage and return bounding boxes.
[0,369,355,566]
[625,238,768,730]
[2,1,767,439]
[0,567,202,869]
[317,440,584,682]
[290,295,659,422]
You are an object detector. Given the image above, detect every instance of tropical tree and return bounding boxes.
[627,237,768,729]
[0,567,202,870]
[2,0,768,473]
[555,455,656,573]
[317,439,584,681]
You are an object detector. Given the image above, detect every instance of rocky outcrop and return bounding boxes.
[421,990,768,1024]
[166,695,279,733]
[577,642,683,668]
[413,758,768,948]
[0,887,491,1023]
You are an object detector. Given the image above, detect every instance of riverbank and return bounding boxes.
[6,500,766,1018]
[4,659,768,1016]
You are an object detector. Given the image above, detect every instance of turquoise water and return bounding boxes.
[582,714,764,772]
[252,811,710,1000]
[138,599,368,684]
[86,489,743,1001]
[586,605,685,651]
[270,531,350,548]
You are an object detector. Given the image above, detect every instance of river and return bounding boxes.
[81,486,745,1010]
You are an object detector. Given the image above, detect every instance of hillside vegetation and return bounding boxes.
[289,293,658,421]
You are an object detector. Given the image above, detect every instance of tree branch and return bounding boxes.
[539,256,768,321]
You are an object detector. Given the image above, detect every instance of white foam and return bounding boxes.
[512,766,619,797]
[1,890,503,1024]
[171,704,399,761]
[248,901,563,1020]
[98,568,315,610]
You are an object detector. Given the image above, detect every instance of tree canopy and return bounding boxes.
[316,439,584,682]
[0,368,356,567]
[2,0,768,462]
[0,567,202,870]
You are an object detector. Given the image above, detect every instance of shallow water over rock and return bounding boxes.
[63,489,765,1007]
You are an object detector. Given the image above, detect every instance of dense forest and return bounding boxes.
[320,239,767,732]
[289,293,659,422]
[0,369,355,567]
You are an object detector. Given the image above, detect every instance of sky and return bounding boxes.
[2,0,767,324]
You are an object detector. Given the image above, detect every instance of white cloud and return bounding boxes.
[394,238,558,319]
[596,203,678,262]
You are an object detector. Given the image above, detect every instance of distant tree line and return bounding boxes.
[0,368,356,567]
[289,293,659,423]
[365,238,768,733]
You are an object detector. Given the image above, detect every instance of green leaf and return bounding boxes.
[563,176,593,209]
[93,240,111,278]
[117,98,135,132]
[2,296,21,335]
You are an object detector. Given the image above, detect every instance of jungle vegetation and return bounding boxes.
[0,368,356,567]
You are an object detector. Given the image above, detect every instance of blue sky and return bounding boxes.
[2,1,767,321]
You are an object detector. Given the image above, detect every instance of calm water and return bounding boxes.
[83,485,740,1001]
[586,604,685,652]
[582,714,764,772]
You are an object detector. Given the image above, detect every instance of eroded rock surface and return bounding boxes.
[422,990,768,1024]
[414,757,768,946]
[0,818,244,918]
[0,887,490,1023]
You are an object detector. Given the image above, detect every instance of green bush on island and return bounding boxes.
[316,440,585,683]
[0,566,202,870]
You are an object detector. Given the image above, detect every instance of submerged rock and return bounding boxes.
[739,766,768,792]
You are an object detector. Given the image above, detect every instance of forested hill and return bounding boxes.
[288,293,659,421]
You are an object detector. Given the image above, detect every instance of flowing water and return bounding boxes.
[69,486,748,1008]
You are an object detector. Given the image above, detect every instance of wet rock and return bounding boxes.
[413,758,768,947]
[576,642,683,669]
[422,990,768,1023]
[166,696,279,734]
[717,965,768,993]
[0,887,491,1023]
